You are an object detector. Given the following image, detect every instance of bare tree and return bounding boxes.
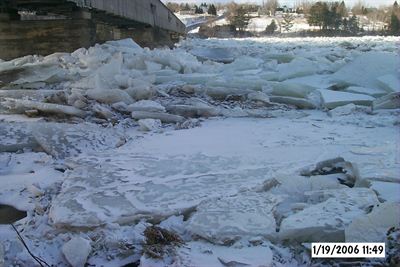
[264,0,279,16]
[294,0,314,15]
[352,0,366,15]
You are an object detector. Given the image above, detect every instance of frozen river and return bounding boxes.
[0,36,399,266]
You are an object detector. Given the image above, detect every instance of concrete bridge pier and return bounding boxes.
[0,0,185,60]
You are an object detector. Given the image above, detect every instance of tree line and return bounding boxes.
[307,1,399,35]
[166,2,217,16]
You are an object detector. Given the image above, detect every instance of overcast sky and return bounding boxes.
[162,0,394,8]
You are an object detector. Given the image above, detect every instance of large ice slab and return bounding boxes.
[343,86,387,97]
[0,152,62,211]
[345,202,400,242]
[319,89,375,109]
[377,74,400,93]
[269,82,316,98]
[373,92,400,110]
[187,192,281,244]
[49,153,271,228]
[189,47,235,63]
[31,122,125,159]
[277,57,318,81]
[370,181,400,203]
[0,122,39,152]
[279,188,379,242]
[331,52,398,88]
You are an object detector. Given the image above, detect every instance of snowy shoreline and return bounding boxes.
[0,36,399,266]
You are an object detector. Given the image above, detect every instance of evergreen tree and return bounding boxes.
[208,4,217,16]
[228,5,251,32]
[308,2,328,29]
[389,13,400,34]
[195,5,204,14]
[348,15,359,33]
[182,3,191,11]
[265,19,277,34]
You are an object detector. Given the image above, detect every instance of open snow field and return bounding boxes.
[0,36,399,266]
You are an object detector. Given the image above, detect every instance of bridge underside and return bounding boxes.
[0,0,185,60]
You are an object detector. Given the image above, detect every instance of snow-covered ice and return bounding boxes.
[0,35,399,266]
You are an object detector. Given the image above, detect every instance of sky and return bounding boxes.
[162,0,394,8]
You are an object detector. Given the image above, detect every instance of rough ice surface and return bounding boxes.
[176,241,273,267]
[0,36,399,266]
[0,122,40,152]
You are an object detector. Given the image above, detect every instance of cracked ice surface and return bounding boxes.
[50,114,400,229]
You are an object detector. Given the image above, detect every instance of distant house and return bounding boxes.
[276,6,294,14]
[179,9,195,15]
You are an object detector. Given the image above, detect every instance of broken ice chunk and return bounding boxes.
[345,202,400,242]
[225,56,263,71]
[277,57,318,81]
[31,122,125,159]
[176,241,273,267]
[318,89,375,109]
[189,47,234,63]
[377,74,400,93]
[270,82,316,98]
[105,38,142,50]
[269,96,316,109]
[86,89,134,105]
[373,92,400,110]
[132,111,185,123]
[343,86,387,98]
[0,122,39,152]
[62,237,91,267]
[0,89,63,101]
[166,103,220,118]
[330,52,398,88]
[125,86,156,101]
[145,61,163,73]
[187,192,281,245]
[128,100,166,113]
[328,103,370,117]
[138,119,162,132]
[369,181,400,203]
[279,188,379,242]
[2,98,87,118]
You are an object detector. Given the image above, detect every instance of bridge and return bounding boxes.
[0,0,186,60]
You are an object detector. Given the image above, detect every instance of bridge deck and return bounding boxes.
[69,0,185,34]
